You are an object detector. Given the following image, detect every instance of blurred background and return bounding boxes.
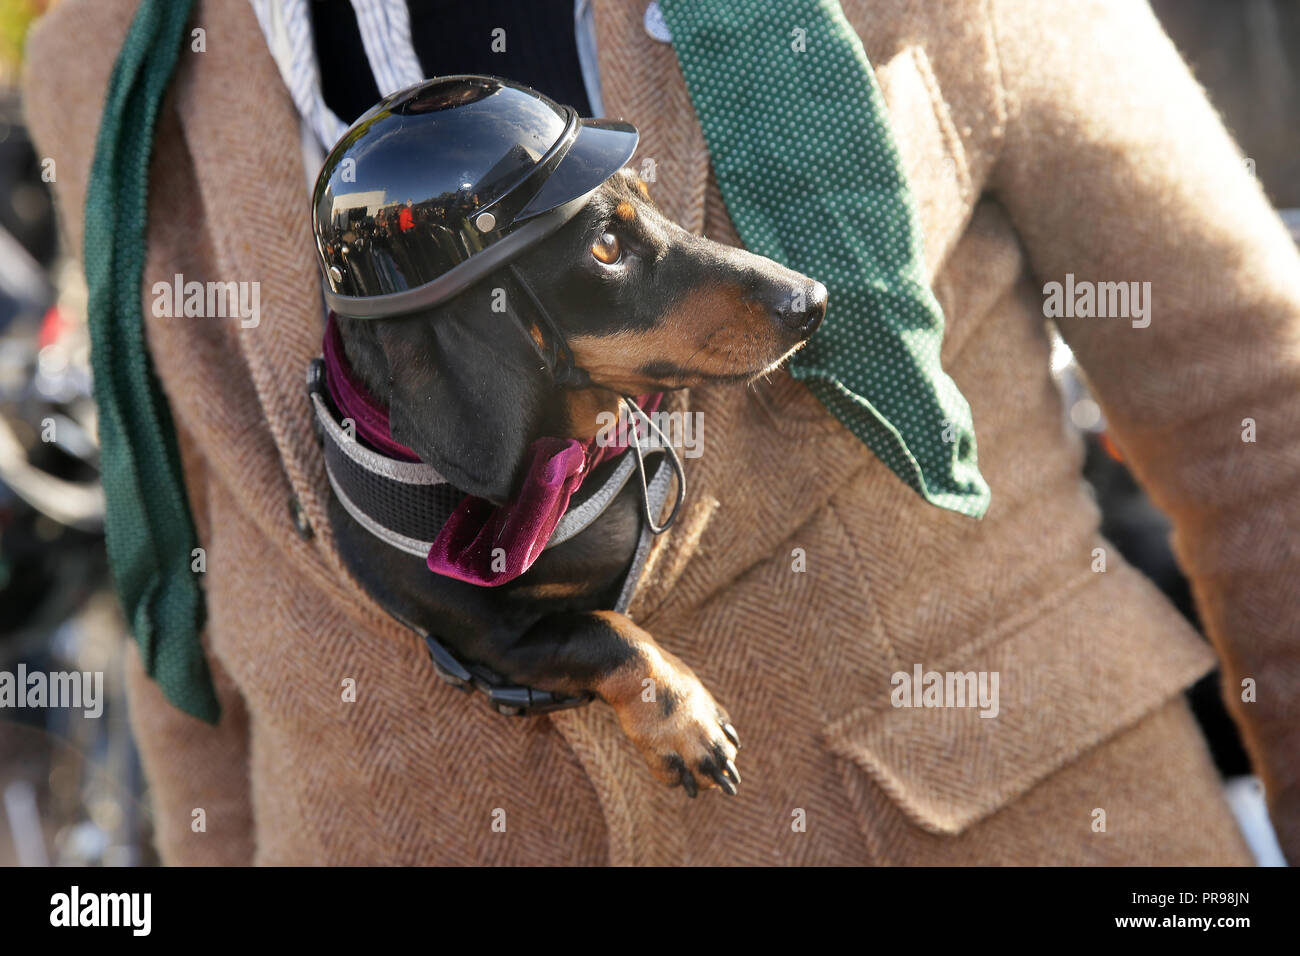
[0,0,1295,866]
[0,0,153,868]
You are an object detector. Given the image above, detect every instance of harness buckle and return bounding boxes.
[485,685,594,717]
[421,634,474,691]
[420,631,593,716]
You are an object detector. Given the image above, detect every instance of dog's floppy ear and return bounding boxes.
[376,295,554,504]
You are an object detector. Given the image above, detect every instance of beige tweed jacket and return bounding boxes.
[24,0,1300,865]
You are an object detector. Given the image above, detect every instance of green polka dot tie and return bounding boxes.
[659,0,990,517]
[86,0,219,720]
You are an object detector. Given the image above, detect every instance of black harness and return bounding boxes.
[309,285,686,717]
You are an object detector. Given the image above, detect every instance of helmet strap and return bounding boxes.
[506,263,590,388]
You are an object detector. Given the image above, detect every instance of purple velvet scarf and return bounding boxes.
[323,315,660,586]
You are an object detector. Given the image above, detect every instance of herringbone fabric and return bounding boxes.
[24,0,1297,865]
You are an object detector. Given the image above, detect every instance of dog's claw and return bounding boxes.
[681,766,699,798]
[724,758,741,786]
[722,723,741,750]
[707,764,738,796]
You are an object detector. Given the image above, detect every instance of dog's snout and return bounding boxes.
[767,279,827,338]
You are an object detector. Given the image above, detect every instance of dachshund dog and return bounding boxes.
[328,169,825,797]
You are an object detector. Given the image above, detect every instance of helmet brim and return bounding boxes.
[516,118,639,222]
[323,113,640,321]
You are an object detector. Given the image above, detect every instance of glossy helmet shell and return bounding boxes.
[312,75,639,319]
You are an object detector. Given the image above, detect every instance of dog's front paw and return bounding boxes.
[612,675,742,797]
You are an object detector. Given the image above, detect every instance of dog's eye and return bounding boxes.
[591,232,623,265]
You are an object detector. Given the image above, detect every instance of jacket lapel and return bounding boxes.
[591,0,711,233]
[171,0,355,589]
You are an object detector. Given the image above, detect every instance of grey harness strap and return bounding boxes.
[308,355,674,603]
[308,365,667,563]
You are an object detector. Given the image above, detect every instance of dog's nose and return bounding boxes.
[802,281,827,335]
[774,280,827,337]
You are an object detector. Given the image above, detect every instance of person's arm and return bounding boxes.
[990,0,1300,859]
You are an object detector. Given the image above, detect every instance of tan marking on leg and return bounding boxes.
[588,611,740,792]
[524,580,596,600]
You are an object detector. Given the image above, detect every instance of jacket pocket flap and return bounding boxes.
[822,572,1217,836]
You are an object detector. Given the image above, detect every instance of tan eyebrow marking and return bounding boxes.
[633,178,651,201]
[615,200,637,222]
[526,319,545,351]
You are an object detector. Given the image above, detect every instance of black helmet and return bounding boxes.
[312,75,638,320]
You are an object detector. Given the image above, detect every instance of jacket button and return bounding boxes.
[288,495,314,540]
[644,2,673,42]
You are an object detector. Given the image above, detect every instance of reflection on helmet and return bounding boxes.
[311,75,639,320]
